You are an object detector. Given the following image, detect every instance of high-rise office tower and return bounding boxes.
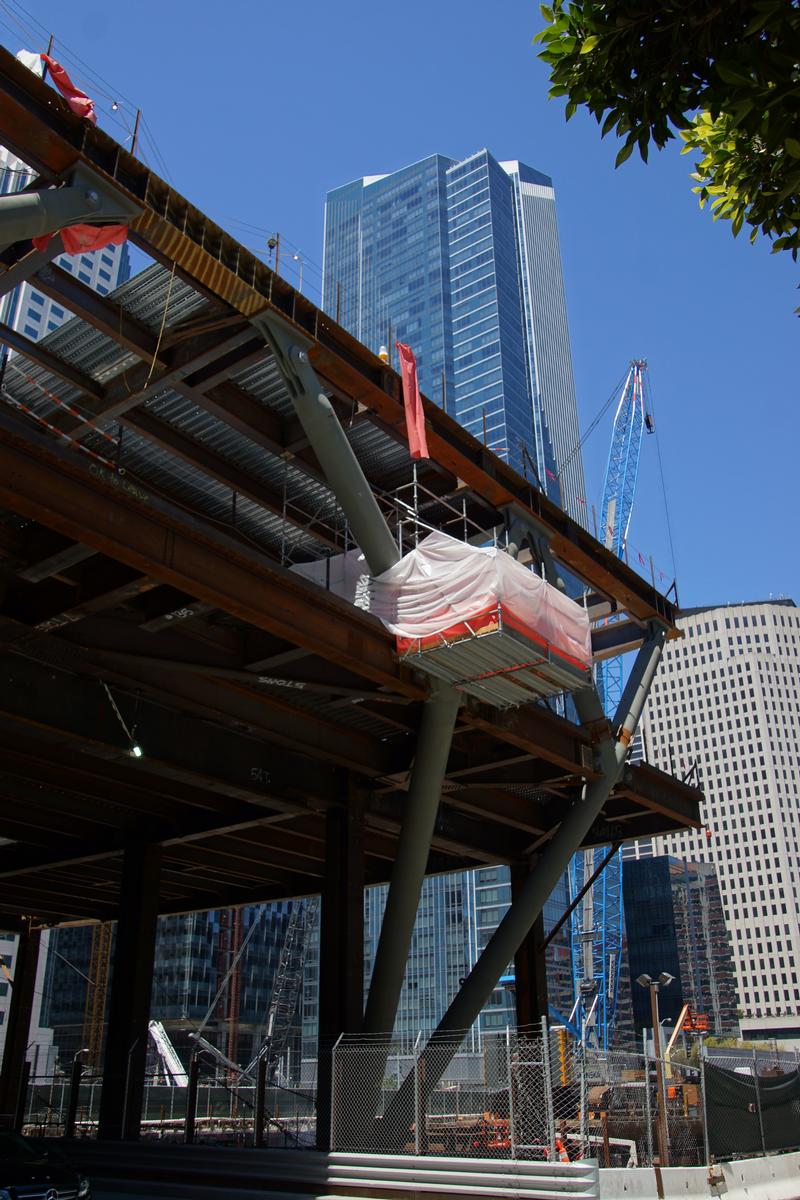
[622,856,739,1036]
[323,150,586,522]
[639,600,800,1043]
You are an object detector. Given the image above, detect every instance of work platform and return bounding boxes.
[0,45,701,1142]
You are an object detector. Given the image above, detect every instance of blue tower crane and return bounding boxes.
[567,361,653,1050]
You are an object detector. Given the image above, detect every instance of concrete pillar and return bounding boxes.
[316,796,364,1150]
[97,843,161,1140]
[0,925,40,1122]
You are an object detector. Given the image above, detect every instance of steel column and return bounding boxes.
[0,924,40,1123]
[255,312,399,577]
[97,842,162,1140]
[511,869,548,1026]
[362,681,462,1034]
[316,797,365,1150]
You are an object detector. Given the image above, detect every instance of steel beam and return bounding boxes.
[0,650,342,810]
[0,407,416,695]
[0,238,63,299]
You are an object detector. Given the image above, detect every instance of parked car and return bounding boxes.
[0,1131,90,1198]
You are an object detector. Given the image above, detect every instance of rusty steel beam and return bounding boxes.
[0,45,677,627]
[0,407,419,696]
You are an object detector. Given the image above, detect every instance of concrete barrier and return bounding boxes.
[599,1150,800,1200]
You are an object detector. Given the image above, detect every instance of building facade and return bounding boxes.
[323,150,585,521]
[639,600,800,1043]
[42,904,302,1076]
[622,856,739,1037]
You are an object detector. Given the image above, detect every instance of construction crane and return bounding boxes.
[568,360,654,1050]
[83,921,113,1071]
[148,1019,189,1086]
[240,897,319,1085]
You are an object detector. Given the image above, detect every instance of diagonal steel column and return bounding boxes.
[362,679,462,1033]
[0,164,141,256]
[380,622,666,1138]
[253,312,399,578]
[257,312,461,1050]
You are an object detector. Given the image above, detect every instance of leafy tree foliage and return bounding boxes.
[535,1,800,258]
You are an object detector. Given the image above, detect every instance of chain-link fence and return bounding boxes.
[329,1024,800,1166]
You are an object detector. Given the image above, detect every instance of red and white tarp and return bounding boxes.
[293,530,591,670]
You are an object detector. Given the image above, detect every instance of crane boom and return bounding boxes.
[569,360,652,1051]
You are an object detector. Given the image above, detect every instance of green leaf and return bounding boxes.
[615,140,635,167]
[715,62,753,88]
[580,35,600,54]
[785,138,800,159]
[540,4,554,22]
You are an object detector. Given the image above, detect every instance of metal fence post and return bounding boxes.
[540,1016,556,1160]
[506,1028,517,1159]
[414,1051,425,1156]
[752,1050,765,1154]
[699,1045,711,1165]
[184,1054,199,1145]
[253,1055,267,1148]
[13,1060,30,1134]
[579,1042,589,1159]
[642,1032,654,1166]
[65,1057,84,1139]
[329,1034,342,1150]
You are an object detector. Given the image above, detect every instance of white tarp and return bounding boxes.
[293,530,591,669]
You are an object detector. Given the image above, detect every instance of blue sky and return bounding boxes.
[2,0,796,609]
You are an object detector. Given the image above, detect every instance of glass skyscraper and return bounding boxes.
[323,149,586,521]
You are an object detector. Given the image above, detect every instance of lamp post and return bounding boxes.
[637,973,674,1166]
[292,253,304,294]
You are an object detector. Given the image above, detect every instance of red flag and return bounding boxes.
[637,551,646,566]
[41,54,96,124]
[32,224,128,255]
[545,468,557,481]
[576,496,586,505]
[395,342,429,460]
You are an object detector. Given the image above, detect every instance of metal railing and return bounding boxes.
[329,1024,800,1166]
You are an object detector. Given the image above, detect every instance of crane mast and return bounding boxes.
[569,360,652,1050]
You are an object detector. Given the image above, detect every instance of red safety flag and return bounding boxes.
[395,342,429,460]
[545,468,557,481]
[637,551,646,566]
[576,496,586,505]
[32,223,128,255]
[41,54,96,124]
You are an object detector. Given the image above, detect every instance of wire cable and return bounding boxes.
[558,369,628,482]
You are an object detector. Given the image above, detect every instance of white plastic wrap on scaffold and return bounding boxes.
[292,530,591,669]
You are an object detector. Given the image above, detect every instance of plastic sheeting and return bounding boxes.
[293,530,591,671]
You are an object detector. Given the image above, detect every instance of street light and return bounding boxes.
[292,252,304,294]
[637,973,673,1165]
